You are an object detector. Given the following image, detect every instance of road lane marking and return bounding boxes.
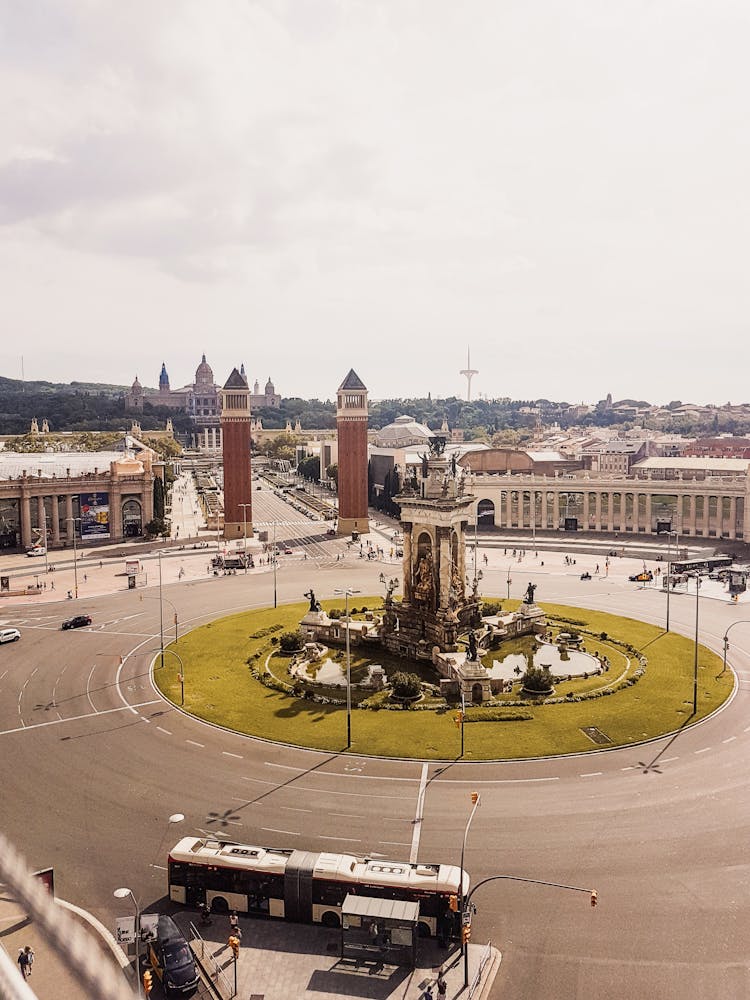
[149,865,168,871]
[381,842,411,847]
[186,739,205,748]
[661,756,680,763]
[240,776,276,786]
[280,806,313,813]
[319,836,361,843]
[264,762,305,772]
[580,772,603,778]
[261,828,299,836]
[86,664,97,713]
[410,763,428,864]
[0,700,161,736]
[330,812,361,820]
[222,752,243,759]
[620,766,635,771]
[723,736,737,744]
[694,747,711,754]
[156,726,172,735]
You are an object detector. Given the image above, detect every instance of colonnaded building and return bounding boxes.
[0,450,156,551]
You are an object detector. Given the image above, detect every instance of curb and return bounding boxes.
[57,899,131,973]
[473,946,502,999]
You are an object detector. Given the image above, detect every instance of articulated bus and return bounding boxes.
[168,836,468,939]
[670,555,733,575]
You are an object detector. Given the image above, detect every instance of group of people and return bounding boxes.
[422,967,447,998]
[16,945,34,979]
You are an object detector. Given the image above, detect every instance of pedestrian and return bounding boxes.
[437,968,447,998]
[17,949,29,979]
[99,560,103,569]
[50,580,54,591]
[229,910,242,940]
[24,946,34,976]
[84,573,87,583]
[421,986,434,1000]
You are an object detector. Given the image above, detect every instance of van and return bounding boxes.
[148,915,199,997]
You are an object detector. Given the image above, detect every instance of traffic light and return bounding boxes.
[462,924,471,945]
[449,895,458,912]
[228,935,240,959]
[590,890,598,908]
[142,969,153,995]
[454,711,464,729]
[471,791,479,805]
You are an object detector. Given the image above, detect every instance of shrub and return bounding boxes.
[391,671,422,699]
[279,630,304,652]
[481,600,503,617]
[328,608,342,619]
[522,665,554,693]
[464,710,533,723]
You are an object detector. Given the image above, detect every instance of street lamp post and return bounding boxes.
[272,520,277,608]
[693,572,701,715]
[157,552,165,670]
[65,516,80,599]
[722,620,750,675]
[239,503,252,574]
[334,587,360,749]
[460,792,481,990]
[664,529,679,633]
[114,887,141,996]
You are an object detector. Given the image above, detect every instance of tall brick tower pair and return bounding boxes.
[221,367,253,540]
[336,370,369,536]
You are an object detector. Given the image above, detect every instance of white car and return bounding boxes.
[0,628,21,643]
[26,546,46,557]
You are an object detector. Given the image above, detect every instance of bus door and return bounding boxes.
[284,851,318,922]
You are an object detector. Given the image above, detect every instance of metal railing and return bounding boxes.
[468,940,493,999]
[188,922,234,999]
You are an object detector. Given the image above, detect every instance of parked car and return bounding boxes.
[326,527,336,536]
[26,546,46,557]
[628,571,653,583]
[283,547,293,555]
[0,628,21,643]
[148,915,199,997]
[61,615,92,630]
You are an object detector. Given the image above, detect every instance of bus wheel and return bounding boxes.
[211,896,229,914]
[321,911,340,928]
[417,922,432,938]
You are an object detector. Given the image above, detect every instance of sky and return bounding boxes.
[1,0,749,405]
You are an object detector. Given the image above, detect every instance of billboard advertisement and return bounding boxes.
[80,492,110,539]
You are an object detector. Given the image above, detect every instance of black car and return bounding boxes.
[61,615,92,630]
[148,915,199,997]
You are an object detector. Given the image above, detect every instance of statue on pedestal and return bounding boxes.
[304,589,321,613]
[413,552,435,607]
[524,581,537,605]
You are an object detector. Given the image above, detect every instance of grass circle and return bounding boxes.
[153,598,733,760]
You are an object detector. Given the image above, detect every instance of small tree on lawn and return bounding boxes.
[279,630,304,653]
[391,671,422,699]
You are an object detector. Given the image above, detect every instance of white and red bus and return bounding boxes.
[168,836,468,939]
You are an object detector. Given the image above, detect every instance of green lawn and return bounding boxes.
[153,598,733,760]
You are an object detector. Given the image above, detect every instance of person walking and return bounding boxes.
[17,949,29,979]
[229,910,242,940]
[437,968,447,997]
[23,946,34,977]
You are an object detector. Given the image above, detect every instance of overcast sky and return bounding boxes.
[1,1,748,404]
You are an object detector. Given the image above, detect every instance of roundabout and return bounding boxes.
[152,598,733,760]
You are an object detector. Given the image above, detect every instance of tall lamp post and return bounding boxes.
[692,572,701,715]
[113,887,141,996]
[65,516,81,599]
[460,792,481,990]
[239,503,252,574]
[334,587,359,749]
[664,529,679,633]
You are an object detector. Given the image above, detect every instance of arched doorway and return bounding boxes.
[122,499,143,538]
[477,498,495,527]
[471,682,484,704]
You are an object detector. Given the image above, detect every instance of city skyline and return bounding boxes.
[1,2,749,403]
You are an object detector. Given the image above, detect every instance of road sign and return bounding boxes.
[115,916,135,944]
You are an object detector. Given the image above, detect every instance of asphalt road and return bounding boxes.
[2,518,749,1000]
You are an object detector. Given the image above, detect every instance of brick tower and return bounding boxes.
[220,367,253,540]
[336,369,369,536]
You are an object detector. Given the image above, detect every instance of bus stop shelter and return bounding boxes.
[341,894,420,968]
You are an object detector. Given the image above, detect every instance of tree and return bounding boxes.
[326,463,338,485]
[391,672,422,698]
[297,455,320,480]
[153,477,165,520]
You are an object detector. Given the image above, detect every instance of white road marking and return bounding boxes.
[261,828,299,836]
[380,841,411,847]
[722,736,737,744]
[661,756,680,763]
[580,772,603,778]
[156,726,172,735]
[410,763,428,864]
[264,762,304,772]
[330,812,361,820]
[222,752,243,759]
[319,836,361,843]
[86,664,97,713]
[694,747,711,754]
[620,766,635,771]
[279,806,313,813]
[0,700,161,736]
[149,865,168,871]
[186,739,205,748]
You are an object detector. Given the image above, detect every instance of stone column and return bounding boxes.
[21,491,32,548]
[552,491,560,529]
[65,494,74,541]
[505,490,512,529]
[109,487,122,541]
[36,495,45,539]
[688,495,697,535]
[729,496,737,539]
[606,493,614,532]
[703,495,711,536]
[644,494,652,534]
[403,524,413,603]
[438,527,451,609]
[595,492,602,531]
[51,495,60,544]
[583,491,590,529]
[632,492,639,532]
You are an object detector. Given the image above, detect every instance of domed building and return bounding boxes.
[249,375,281,410]
[124,376,144,412]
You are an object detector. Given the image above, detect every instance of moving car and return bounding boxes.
[61,615,92,630]
[26,546,46,557]
[0,628,21,643]
[628,570,653,583]
[148,915,199,997]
